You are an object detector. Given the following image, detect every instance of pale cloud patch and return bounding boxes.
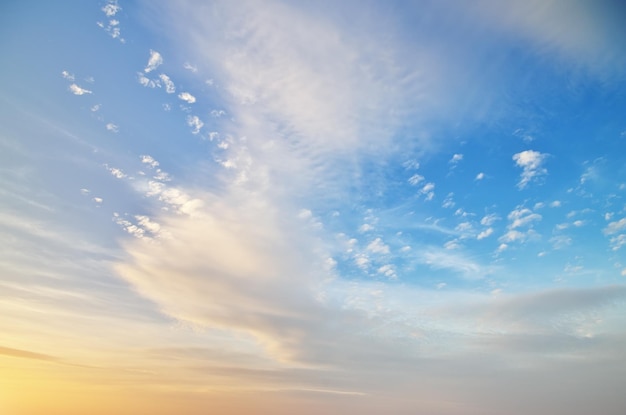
[442,193,455,209]
[178,92,196,104]
[186,115,204,134]
[377,264,397,279]
[159,74,176,93]
[145,50,163,73]
[91,104,101,112]
[359,223,374,233]
[513,150,548,189]
[418,249,487,279]
[480,213,500,226]
[420,182,435,201]
[449,153,463,164]
[550,200,562,208]
[408,174,424,186]
[140,155,160,168]
[604,217,626,235]
[68,84,92,95]
[61,70,75,81]
[367,238,390,255]
[106,123,119,133]
[508,207,542,229]
[475,172,485,180]
[477,227,493,240]
[137,72,159,88]
[101,0,121,17]
[183,62,198,72]
[107,166,126,179]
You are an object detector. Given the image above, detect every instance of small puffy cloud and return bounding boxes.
[140,155,159,168]
[61,70,74,81]
[420,182,435,201]
[145,50,163,73]
[480,213,500,226]
[91,104,101,112]
[513,150,548,189]
[106,123,119,133]
[159,74,176,93]
[106,166,126,179]
[622,268,626,277]
[102,0,121,17]
[408,174,424,186]
[442,193,455,209]
[69,84,92,95]
[609,234,626,251]
[211,109,226,117]
[449,153,463,164]
[604,217,626,235]
[354,254,370,270]
[183,62,198,72]
[475,172,485,180]
[377,264,397,279]
[359,223,374,233]
[178,92,196,104]
[138,72,158,88]
[186,115,204,134]
[80,188,90,195]
[93,197,103,204]
[367,237,390,255]
[508,207,541,229]
[477,228,494,240]
[550,200,562,208]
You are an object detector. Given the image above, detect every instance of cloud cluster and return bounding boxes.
[513,150,548,189]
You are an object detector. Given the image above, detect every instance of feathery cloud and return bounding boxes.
[144,50,163,73]
[513,150,548,189]
[68,84,92,95]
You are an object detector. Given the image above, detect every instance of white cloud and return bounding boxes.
[61,70,75,81]
[93,197,103,204]
[480,213,500,226]
[367,238,390,255]
[442,193,455,208]
[102,0,121,17]
[178,92,196,103]
[186,115,204,134]
[106,166,126,179]
[508,207,541,229]
[513,150,548,189]
[420,182,435,201]
[408,174,424,186]
[68,84,92,95]
[449,153,463,164]
[604,217,626,235]
[377,264,397,279]
[159,74,176,93]
[359,223,374,233]
[105,123,119,133]
[140,155,160,168]
[145,50,163,73]
[550,200,562,207]
[609,234,626,251]
[477,228,493,240]
[475,172,485,180]
[91,104,101,112]
[138,72,158,88]
[183,62,198,72]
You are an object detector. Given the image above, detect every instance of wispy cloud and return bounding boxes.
[68,84,92,95]
[178,92,196,104]
[513,150,548,189]
[159,74,176,93]
[144,50,163,73]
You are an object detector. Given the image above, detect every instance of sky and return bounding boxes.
[1,1,626,414]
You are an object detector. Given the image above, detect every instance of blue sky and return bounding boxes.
[1,1,626,414]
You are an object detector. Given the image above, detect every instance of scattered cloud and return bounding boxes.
[178,92,196,104]
[513,150,548,189]
[68,84,92,95]
[106,123,119,133]
[420,182,435,201]
[61,70,74,81]
[186,115,204,134]
[604,217,626,235]
[159,74,176,93]
[408,174,424,186]
[477,227,493,240]
[183,62,198,72]
[106,165,126,179]
[366,238,390,255]
[144,50,163,73]
[449,153,463,164]
[475,172,485,180]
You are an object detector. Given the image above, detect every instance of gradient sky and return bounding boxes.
[2,1,626,414]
